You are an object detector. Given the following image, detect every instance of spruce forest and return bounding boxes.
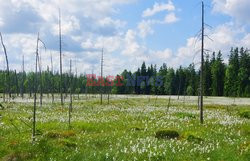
[0,47,249,97]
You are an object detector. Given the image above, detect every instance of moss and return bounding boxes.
[130,127,143,131]
[175,112,196,119]
[2,152,31,161]
[239,111,250,119]
[187,135,203,144]
[59,139,77,148]
[45,130,76,139]
[155,130,179,139]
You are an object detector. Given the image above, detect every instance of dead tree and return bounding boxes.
[68,59,73,129]
[50,53,54,103]
[21,55,25,99]
[177,79,181,100]
[0,32,11,100]
[3,68,6,102]
[14,70,19,97]
[38,56,43,107]
[199,1,205,124]
[32,33,40,142]
[59,9,64,106]
[37,39,46,107]
[100,48,104,105]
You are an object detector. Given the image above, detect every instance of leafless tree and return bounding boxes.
[50,53,54,103]
[32,33,40,142]
[199,1,205,124]
[59,9,63,106]
[0,32,11,101]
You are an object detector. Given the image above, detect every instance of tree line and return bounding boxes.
[0,47,249,98]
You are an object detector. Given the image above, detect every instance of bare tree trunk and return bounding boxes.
[100,48,104,105]
[21,55,25,99]
[50,53,54,104]
[167,96,171,110]
[0,32,11,101]
[68,59,73,129]
[32,33,40,142]
[59,9,63,106]
[38,47,43,107]
[199,1,204,124]
[3,71,5,102]
[15,70,19,97]
[177,79,181,100]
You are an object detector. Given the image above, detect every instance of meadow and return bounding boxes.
[0,95,249,161]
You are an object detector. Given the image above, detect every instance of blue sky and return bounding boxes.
[0,0,249,75]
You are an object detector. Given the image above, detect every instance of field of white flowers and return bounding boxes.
[0,95,249,161]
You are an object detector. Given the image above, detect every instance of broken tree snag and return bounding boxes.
[32,33,40,142]
[0,32,11,100]
[59,8,64,106]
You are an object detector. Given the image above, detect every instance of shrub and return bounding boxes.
[187,135,203,144]
[176,112,196,119]
[45,130,76,139]
[155,130,179,139]
[60,139,77,148]
[239,111,250,119]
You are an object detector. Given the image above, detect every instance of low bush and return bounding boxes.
[187,135,203,144]
[239,111,250,119]
[155,130,179,139]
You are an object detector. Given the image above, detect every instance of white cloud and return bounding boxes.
[164,12,179,24]
[151,49,172,61]
[97,17,126,28]
[212,0,250,24]
[240,34,250,47]
[173,23,249,68]
[122,30,141,56]
[0,17,3,26]
[137,20,155,38]
[139,1,178,39]
[142,1,175,17]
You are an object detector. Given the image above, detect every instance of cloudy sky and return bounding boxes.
[0,0,249,75]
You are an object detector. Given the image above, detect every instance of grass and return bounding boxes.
[0,96,249,160]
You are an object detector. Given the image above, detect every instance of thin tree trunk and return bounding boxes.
[199,1,204,124]
[38,49,43,107]
[50,53,54,103]
[100,48,104,105]
[59,9,63,106]
[3,71,5,102]
[32,33,40,142]
[68,59,73,129]
[15,70,19,97]
[167,96,171,113]
[21,55,25,99]
[0,32,11,101]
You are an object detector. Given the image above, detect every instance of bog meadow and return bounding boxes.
[0,0,250,161]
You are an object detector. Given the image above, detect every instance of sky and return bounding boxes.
[0,0,250,76]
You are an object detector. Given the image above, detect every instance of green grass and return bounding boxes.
[0,97,249,161]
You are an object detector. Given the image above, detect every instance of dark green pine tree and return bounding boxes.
[224,48,239,97]
[211,51,225,96]
[237,47,250,96]
[164,68,175,95]
[204,54,212,96]
[158,63,168,95]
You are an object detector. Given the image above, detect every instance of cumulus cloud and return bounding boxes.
[138,1,179,39]
[137,20,155,38]
[164,13,179,24]
[142,1,175,17]
[173,23,249,68]
[212,0,250,24]
[0,0,138,74]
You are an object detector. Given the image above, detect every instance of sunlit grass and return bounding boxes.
[0,96,249,160]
